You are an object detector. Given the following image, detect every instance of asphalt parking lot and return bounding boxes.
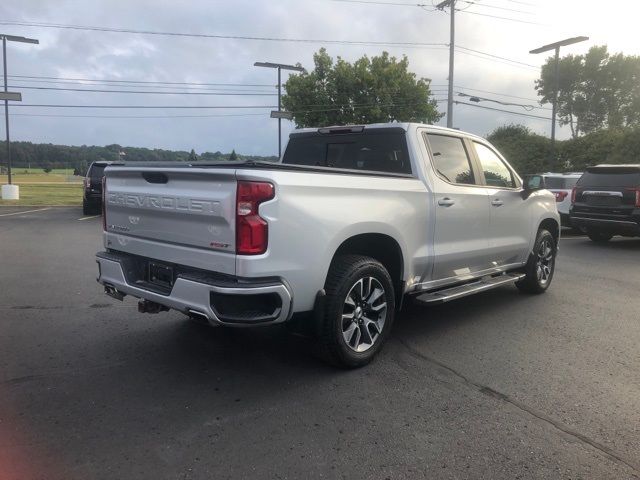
[1,206,639,480]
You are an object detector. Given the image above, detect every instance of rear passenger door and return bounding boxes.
[471,141,530,267]
[424,133,492,282]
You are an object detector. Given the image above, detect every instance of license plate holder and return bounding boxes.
[148,262,174,289]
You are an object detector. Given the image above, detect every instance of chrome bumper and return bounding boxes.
[96,255,293,326]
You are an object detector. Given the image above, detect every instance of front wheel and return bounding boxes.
[516,229,557,294]
[317,255,395,368]
[587,230,613,243]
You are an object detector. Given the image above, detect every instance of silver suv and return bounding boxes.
[96,123,560,367]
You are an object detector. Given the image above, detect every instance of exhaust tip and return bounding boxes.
[104,284,125,301]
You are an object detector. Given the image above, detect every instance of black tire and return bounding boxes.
[587,230,613,243]
[82,198,91,215]
[316,255,395,368]
[516,228,557,294]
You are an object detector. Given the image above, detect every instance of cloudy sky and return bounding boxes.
[1,0,638,156]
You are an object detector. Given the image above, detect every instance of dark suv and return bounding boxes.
[570,165,640,243]
[83,161,112,215]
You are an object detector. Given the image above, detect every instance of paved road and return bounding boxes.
[1,207,638,480]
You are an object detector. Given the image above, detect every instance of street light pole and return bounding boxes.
[436,0,455,128]
[0,34,38,193]
[2,36,10,185]
[254,61,304,159]
[277,66,282,158]
[530,36,588,171]
[550,46,560,158]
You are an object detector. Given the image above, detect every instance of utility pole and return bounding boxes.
[0,33,38,200]
[530,36,588,171]
[436,0,455,128]
[254,62,304,159]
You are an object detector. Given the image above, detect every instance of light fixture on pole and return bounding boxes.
[530,36,588,170]
[1,33,39,201]
[254,62,304,159]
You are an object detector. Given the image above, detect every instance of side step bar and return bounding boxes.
[414,273,525,305]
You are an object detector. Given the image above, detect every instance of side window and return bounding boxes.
[426,134,475,185]
[473,142,516,188]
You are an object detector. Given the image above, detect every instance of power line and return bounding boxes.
[456,45,539,68]
[455,100,552,120]
[455,85,542,103]
[10,85,278,96]
[12,104,278,109]
[456,8,545,25]
[331,0,432,6]
[0,21,448,48]
[11,98,447,111]
[8,74,275,88]
[12,112,271,119]
[458,0,533,14]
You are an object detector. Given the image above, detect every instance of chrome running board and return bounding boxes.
[414,273,525,305]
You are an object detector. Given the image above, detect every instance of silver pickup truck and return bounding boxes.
[96,123,559,367]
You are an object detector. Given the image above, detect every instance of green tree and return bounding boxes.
[282,49,443,128]
[535,46,640,137]
[487,124,552,174]
[188,149,198,162]
[229,149,238,161]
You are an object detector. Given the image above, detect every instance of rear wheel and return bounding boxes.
[587,230,613,243]
[516,228,556,294]
[82,198,91,215]
[316,255,395,368]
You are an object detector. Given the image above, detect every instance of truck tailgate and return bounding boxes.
[104,166,237,275]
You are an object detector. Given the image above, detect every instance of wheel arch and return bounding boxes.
[539,217,560,245]
[330,233,405,306]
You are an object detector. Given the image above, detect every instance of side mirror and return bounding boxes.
[521,174,545,199]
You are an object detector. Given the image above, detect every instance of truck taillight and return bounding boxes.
[84,177,90,188]
[236,181,274,255]
[102,176,107,231]
[571,186,577,204]
[626,187,640,207]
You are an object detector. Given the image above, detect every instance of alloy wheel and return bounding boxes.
[341,277,387,353]
[536,238,554,286]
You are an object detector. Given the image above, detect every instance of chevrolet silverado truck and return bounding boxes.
[96,123,560,368]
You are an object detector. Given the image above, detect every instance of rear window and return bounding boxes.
[89,164,106,179]
[577,171,640,188]
[282,130,412,175]
[544,177,579,189]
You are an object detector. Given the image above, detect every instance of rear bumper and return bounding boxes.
[569,215,640,235]
[96,251,293,326]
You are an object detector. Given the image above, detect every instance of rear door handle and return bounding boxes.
[438,197,455,207]
[491,199,504,207]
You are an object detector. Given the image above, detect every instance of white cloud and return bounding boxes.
[1,0,637,154]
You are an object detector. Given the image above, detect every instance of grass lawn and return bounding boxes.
[11,168,74,175]
[0,183,82,206]
[0,173,82,184]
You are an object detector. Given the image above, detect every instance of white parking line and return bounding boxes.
[77,215,101,221]
[0,207,51,217]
